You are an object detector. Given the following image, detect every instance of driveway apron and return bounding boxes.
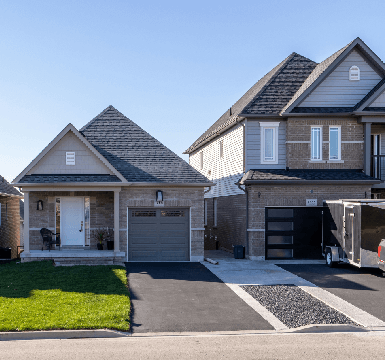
[126,262,274,333]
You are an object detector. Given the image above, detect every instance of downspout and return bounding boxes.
[236,182,249,258]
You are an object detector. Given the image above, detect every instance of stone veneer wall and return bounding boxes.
[247,184,371,260]
[286,117,364,169]
[204,194,246,253]
[28,191,114,251]
[0,196,20,259]
[119,187,205,261]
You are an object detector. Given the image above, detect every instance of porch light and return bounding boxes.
[37,200,43,211]
[156,190,163,202]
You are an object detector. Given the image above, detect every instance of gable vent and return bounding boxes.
[349,66,360,81]
[66,152,75,165]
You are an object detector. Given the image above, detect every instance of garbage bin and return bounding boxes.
[233,245,245,259]
[0,247,11,259]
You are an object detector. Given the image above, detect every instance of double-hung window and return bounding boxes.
[260,122,279,164]
[311,127,322,160]
[329,126,341,160]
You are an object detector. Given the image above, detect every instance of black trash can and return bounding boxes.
[233,245,245,259]
[0,247,11,259]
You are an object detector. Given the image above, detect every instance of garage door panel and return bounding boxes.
[128,208,189,261]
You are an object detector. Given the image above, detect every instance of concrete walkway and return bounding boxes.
[203,251,385,330]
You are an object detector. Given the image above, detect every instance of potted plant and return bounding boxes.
[92,228,106,250]
[106,227,114,251]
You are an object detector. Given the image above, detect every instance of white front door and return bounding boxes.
[61,197,84,246]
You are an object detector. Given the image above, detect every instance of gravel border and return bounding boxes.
[240,284,358,329]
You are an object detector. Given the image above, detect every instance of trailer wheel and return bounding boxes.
[325,249,335,268]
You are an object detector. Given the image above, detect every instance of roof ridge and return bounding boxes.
[79,105,118,132]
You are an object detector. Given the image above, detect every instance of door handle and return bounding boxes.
[79,221,83,232]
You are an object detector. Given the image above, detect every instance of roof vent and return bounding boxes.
[66,152,75,165]
[349,66,360,81]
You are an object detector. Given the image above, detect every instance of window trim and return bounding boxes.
[329,126,341,160]
[311,126,323,160]
[260,122,279,165]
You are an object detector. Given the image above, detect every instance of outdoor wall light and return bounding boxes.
[156,190,163,202]
[37,200,43,211]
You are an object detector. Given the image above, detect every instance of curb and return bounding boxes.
[0,329,131,341]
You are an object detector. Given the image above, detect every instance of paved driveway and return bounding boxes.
[277,263,385,322]
[126,262,274,333]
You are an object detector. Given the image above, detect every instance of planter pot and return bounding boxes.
[107,240,114,251]
[97,243,103,250]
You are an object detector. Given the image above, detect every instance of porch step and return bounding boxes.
[53,257,125,267]
[60,246,90,250]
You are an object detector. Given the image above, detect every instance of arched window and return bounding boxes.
[349,66,360,81]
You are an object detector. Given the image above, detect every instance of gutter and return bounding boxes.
[236,182,249,258]
[242,179,382,185]
[13,182,216,188]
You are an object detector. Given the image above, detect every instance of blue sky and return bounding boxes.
[1,0,385,182]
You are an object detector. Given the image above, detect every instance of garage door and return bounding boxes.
[265,207,322,260]
[128,208,189,261]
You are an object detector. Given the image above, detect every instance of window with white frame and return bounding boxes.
[349,66,360,81]
[260,122,279,164]
[213,198,218,227]
[311,127,322,160]
[329,126,341,160]
[66,152,75,165]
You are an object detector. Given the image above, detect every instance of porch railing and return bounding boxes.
[371,155,385,180]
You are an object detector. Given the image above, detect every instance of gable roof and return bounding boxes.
[80,106,210,184]
[184,53,317,154]
[0,176,23,197]
[13,123,126,184]
[283,37,385,114]
[354,77,385,112]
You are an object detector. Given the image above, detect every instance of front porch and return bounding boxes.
[21,249,126,266]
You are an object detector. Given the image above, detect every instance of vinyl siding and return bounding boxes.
[246,120,286,169]
[300,50,382,107]
[189,124,244,198]
[28,131,113,175]
[369,90,385,107]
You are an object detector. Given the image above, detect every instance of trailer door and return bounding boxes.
[344,206,354,261]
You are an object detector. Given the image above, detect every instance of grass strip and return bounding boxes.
[0,260,130,331]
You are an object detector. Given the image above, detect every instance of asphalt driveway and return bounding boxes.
[126,262,274,333]
[277,263,385,322]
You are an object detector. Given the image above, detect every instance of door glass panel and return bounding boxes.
[267,249,293,258]
[267,209,293,218]
[267,235,293,245]
[84,197,90,246]
[267,222,293,231]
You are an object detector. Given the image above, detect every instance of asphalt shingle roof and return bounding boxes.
[184,53,317,154]
[240,169,378,184]
[80,106,209,184]
[0,176,22,196]
[18,174,121,183]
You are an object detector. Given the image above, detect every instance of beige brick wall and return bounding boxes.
[286,117,364,169]
[0,196,21,259]
[247,184,371,259]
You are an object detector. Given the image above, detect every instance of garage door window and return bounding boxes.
[267,235,293,245]
[267,208,293,218]
[267,249,293,258]
[267,222,293,231]
[161,210,185,217]
[132,210,156,217]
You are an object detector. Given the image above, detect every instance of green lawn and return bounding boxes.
[0,260,130,331]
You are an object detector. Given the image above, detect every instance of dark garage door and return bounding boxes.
[128,208,190,261]
[265,207,323,260]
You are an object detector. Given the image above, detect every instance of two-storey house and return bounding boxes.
[185,37,385,260]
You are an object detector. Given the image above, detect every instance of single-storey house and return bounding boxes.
[13,106,211,265]
[0,176,23,259]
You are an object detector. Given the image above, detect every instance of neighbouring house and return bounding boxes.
[185,37,385,260]
[13,106,212,265]
[0,176,23,259]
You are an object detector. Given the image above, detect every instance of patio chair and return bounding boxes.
[40,228,60,251]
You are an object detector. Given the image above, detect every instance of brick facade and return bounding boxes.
[0,196,20,259]
[247,184,371,260]
[204,194,246,252]
[286,117,364,169]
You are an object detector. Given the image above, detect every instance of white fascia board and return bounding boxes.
[12,123,127,184]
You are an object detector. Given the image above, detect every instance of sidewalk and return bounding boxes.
[202,250,385,330]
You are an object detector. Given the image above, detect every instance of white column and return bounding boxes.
[114,190,120,252]
[23,191,30,253]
